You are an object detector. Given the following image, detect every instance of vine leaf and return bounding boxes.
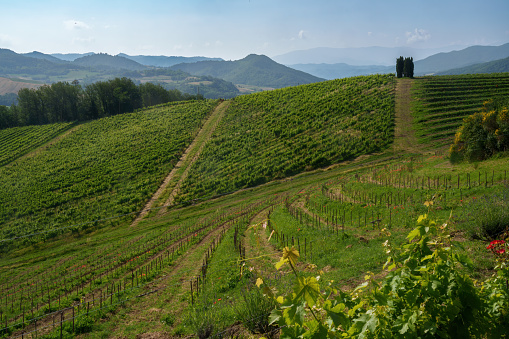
[294,276,321,307]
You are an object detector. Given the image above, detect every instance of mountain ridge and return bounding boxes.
[170,54,324,88]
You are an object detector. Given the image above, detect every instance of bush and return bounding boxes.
[450,99,509,163]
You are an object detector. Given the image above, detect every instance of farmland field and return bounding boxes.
[1,74,509,338]
[0,100,218,244]
[411,73,509,148]
[177,74,395,202]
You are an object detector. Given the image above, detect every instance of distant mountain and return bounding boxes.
[73,53,147,71]
[437,56,509,75]
[171,54,324,88]
[414,43,509,75]
[273,46,466,66]
[0,48,80,77]
[289,63,393,80]
[51,52,95,61]
[23,51,68,64]
[118,53,223,67]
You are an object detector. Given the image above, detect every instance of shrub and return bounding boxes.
[450,99,509,163]
[234,285,277,335]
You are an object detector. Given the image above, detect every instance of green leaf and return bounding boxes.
[325,302,351,329]
[275,258,287,270]
[407,227,421,241]
[373,289,388,305]
[268,308,282,325]
[294,276,321,307]
[405,288,419,305]
[282,302,305,326]
[282,246,300,267]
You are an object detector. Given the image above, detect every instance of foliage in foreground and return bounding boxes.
[259,214,509,338]
[450,99,509,163]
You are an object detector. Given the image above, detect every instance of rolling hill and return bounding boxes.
[414,42,509,75]
[170,54,324,88]
[288,63,392,79]
[0,49,240,99]
[436,56,509,75]
[118,53,223,67]
[73,53,147,71]
[0,74,509,338]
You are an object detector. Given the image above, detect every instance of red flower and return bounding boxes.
[496,249,506,254]
[490,240,505,246]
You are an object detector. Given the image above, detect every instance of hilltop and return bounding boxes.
[171,54,325,88]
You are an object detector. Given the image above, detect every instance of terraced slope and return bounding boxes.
[411,73,509,148]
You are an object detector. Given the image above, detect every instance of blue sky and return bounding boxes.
[1,0,508,60]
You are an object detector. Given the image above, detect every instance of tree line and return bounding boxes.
[0,77,204,129]
[396,56,414,78]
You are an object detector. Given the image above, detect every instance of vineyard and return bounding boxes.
[176,74,395,202]
[0,100,217,244]
[1,74,509,338]
[0,123,74,166]
[411,73,509,148]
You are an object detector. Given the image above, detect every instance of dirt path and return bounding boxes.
[159,100,229,214]
[393,78,421,154]
[130,100,228,227]
[103,225,227,337]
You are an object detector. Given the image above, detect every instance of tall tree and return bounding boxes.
[396,56,404,78]
[403,57,414,78]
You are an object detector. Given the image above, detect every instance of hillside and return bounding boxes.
[73,53,147,71]
[1,74,509,338]
[171,54,324,88]
[437,56,509,75]
[411,73,509,148]
[414,42,509,75]
[0,49,239,99]
[176,74,395,201]
[0,48,81,77]
[0,76,41,95]
[118,53,223,67]
[289,62,392,79]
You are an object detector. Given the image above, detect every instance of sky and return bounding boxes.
[1,0,509,61]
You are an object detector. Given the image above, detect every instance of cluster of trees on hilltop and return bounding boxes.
[0,77,204,129]
[396,56,414,78]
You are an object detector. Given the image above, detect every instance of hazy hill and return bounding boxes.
[289,63,392,80]
[118,53,223,67]
[436,56,509,75]
[272,45,466,66]
[51,52,95,61]
[171,54,324,88]
[0,48,79,76]
[414,43,509,75]
[22,51,68,64]
[73,53,147,71]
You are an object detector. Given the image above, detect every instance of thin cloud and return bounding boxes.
[406,28,431,43]
[291,30,306,41]
[64,20,90,30]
